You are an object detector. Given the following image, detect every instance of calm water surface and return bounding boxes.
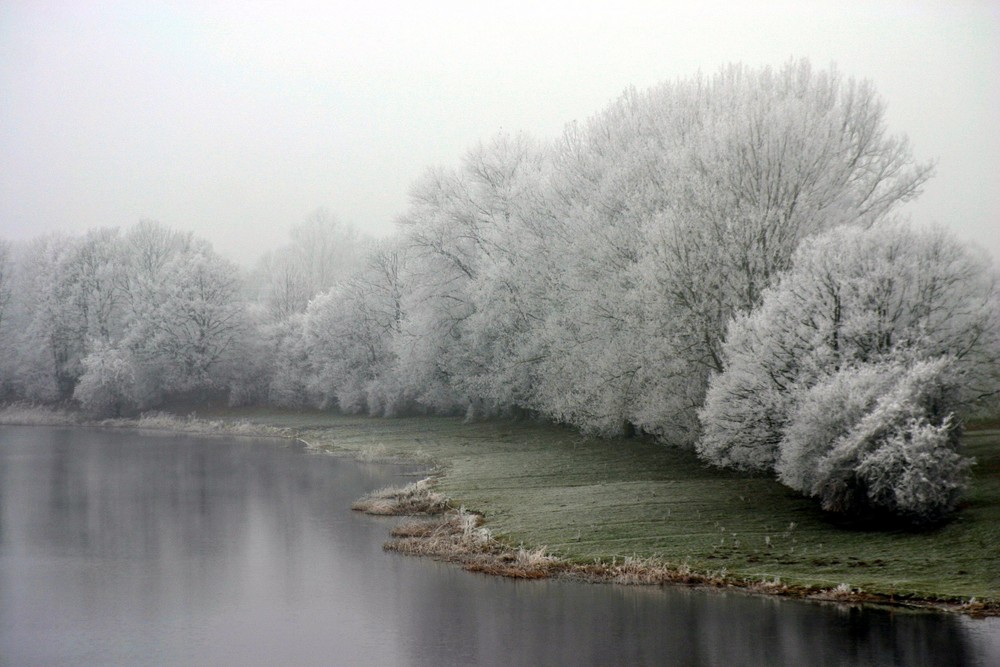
[1,426,997,666]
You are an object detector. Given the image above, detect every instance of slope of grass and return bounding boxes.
[207,408,998,606]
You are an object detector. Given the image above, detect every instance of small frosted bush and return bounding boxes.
[811,358,971,523]
[777,363,900,493]
[854,416,971,520]
[73,344,137,418]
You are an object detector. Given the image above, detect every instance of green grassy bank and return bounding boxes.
[208,408,998,609]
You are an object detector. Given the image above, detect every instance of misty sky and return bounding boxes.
[2,1,998,264]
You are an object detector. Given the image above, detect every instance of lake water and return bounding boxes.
[1,426,997,666]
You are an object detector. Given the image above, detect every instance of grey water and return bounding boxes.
[0,427,996,667]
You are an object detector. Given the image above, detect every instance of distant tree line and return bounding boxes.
[2,61,998,524]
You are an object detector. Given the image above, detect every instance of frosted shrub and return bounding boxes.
[812,358,971,523]
[262,313,316,408]
[854,416,970,521]
[697,315,797,471]
[777,363,901,492]
[73,344,137,418]
[699,223,996,522]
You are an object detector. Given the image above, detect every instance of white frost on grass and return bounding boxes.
[0,404,290,440]
[0,402,80,426]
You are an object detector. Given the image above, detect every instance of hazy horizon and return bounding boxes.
[2,1,998,264]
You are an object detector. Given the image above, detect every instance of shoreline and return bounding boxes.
[350,476,999,618]
[2,403,997,618]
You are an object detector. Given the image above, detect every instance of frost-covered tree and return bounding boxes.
[257,239,410,413]
[393,163,480,413]
[223,305,276,408]
[656,61,933,358]
[126,243,245,403]
[251,208,368,321]
[116,220,194,312]
[251,250,310,322]
[9,233,89,400]
[290,208,364,298]
[449,134,562,416]
[242,210,371,404]
[525,98,673,436]
[527,59,933,442]
[395,131,555,416]
[0,240,11,336]
[2,230,132,400]
[338,241,409,414]
[302,289,371,412]
[69,228,125,343]
[260,312,314,407]
[114,221,195,397]
[698,223,998,522]
[0,239,16,397]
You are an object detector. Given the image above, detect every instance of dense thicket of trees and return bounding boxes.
[2,61,996,523]
[0,222,248,413]
[697,224,999,522]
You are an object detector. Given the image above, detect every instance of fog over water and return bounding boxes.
[1,1,997,263]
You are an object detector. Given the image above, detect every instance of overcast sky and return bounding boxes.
[2,1,998,264]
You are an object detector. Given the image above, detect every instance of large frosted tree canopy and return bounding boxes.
[1,61,994,524]
[473,60,935,442]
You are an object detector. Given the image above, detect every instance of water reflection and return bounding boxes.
[0,426,996,666]
[392,559,991,667]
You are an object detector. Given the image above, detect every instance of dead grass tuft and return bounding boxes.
[811,582,859,601]
[572,556,706,586]
[351,478,449,516]
[390,518,442,538]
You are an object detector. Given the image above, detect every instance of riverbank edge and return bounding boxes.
[350,476,999,619]
[2,404,996,618]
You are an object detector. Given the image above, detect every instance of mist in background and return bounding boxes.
[2,1,997,264]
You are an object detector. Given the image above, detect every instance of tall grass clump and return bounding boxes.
[351,478,449,515]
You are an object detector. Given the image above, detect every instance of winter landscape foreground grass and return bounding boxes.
[204,408,999,615]
[3,404,997,614]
